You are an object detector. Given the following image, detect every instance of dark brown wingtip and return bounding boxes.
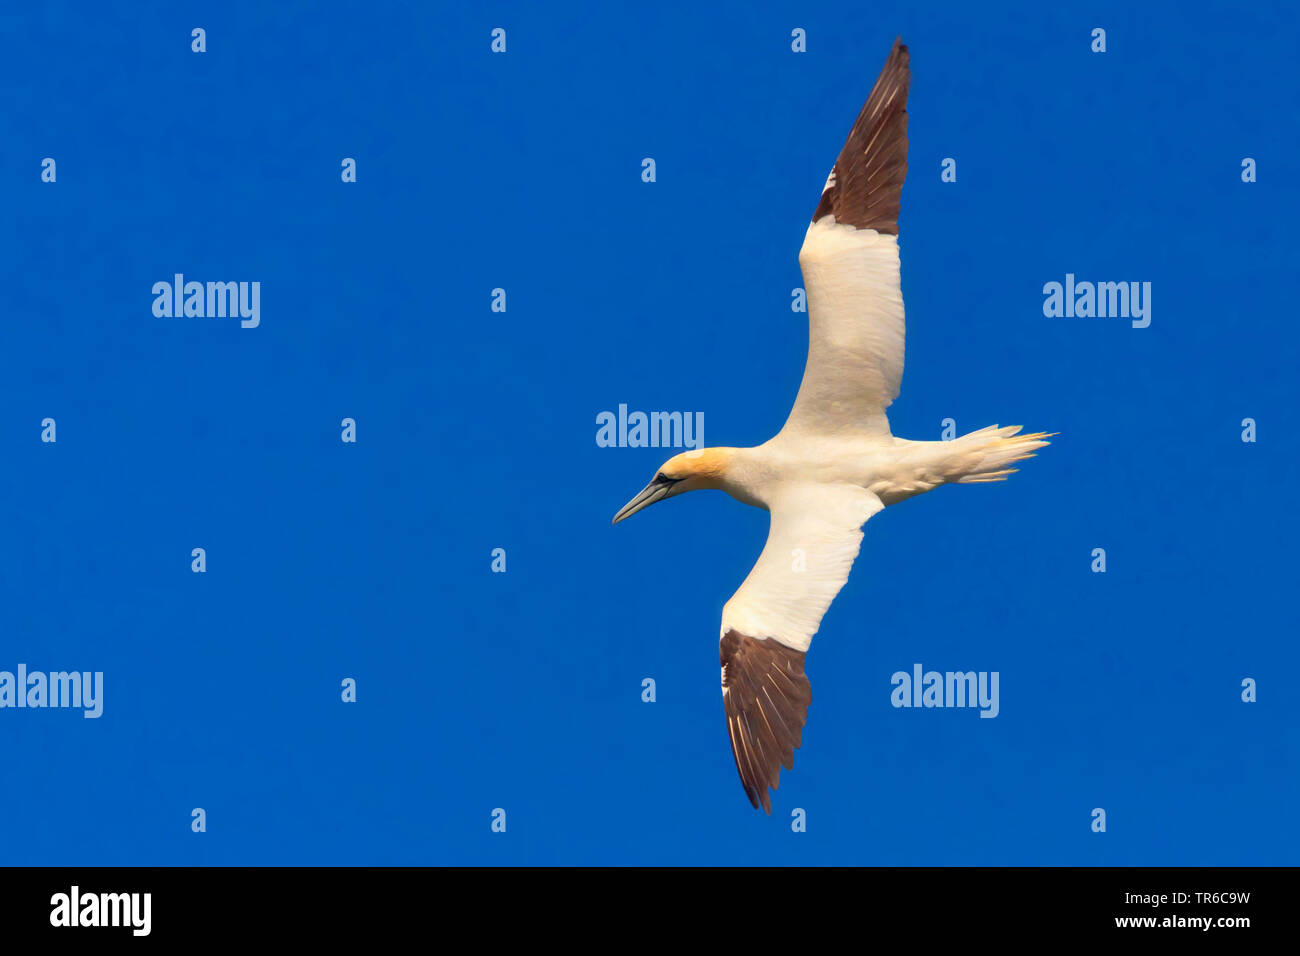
[721,629,812,814]
[811,37,911,234]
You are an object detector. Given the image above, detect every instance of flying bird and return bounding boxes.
[612,38,1053,813]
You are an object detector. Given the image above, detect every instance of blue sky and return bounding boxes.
[1,0,1296,865]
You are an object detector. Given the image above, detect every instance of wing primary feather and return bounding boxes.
[719,629,812,814]
[811,37,910,234]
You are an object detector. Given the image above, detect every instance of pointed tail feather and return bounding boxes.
[950,425,1055,484]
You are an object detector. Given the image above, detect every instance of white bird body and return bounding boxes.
[613,38,1052,812]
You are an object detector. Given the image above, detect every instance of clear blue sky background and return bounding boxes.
[2,1,1296,865]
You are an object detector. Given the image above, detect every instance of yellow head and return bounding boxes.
[612,448,734,524]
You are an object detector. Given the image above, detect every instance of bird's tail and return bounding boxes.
[948,425,1054,484]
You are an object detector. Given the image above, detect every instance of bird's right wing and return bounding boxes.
[719,483,884,812]
[781,38,910,441]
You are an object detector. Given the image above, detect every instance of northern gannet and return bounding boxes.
[612,38,1053,813]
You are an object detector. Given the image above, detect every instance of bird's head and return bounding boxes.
[612,448,734,525]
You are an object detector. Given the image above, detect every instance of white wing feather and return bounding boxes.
[781,221,905,440]
[721,483,884,651]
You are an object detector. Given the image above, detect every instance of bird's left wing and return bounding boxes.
[781,38,910,441]
[719,482,884,812]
